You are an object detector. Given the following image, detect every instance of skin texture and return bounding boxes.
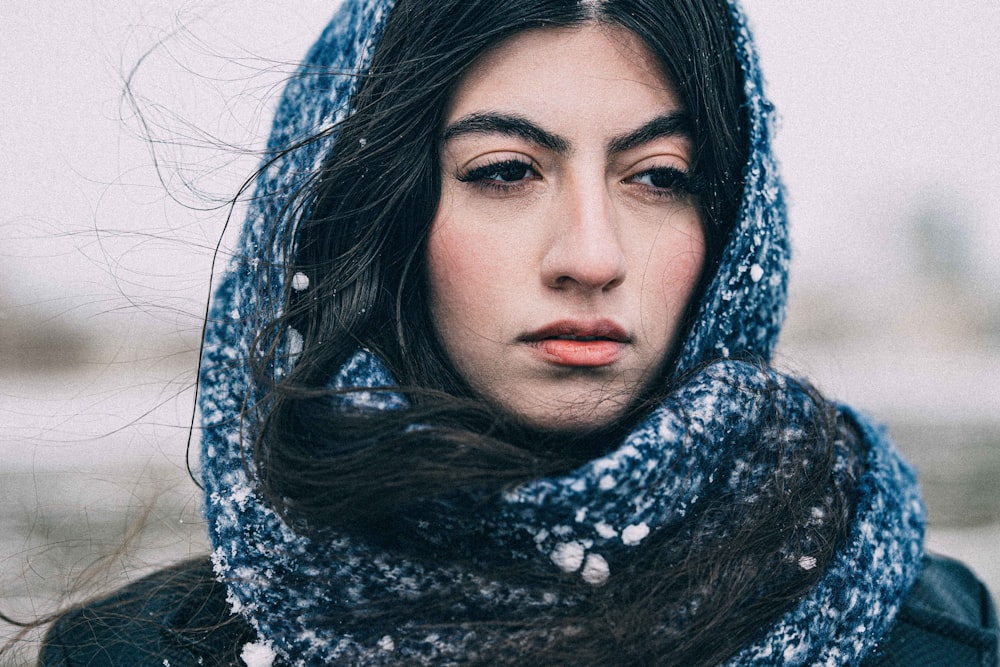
[428,24,705,432]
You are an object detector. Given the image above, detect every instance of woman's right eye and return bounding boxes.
[458,159,538,190]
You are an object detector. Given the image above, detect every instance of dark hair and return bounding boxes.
[242,0,854,663]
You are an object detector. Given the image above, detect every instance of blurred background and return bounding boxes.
[2,0,998,660]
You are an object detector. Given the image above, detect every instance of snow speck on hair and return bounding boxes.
[241,639,277,667]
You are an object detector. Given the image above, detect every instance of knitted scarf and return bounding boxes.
[198,1,925,665]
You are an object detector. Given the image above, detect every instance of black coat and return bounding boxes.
[40,554,997,666]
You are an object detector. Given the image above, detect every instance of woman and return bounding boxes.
[39,0,997,665]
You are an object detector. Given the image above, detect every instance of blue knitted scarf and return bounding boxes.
[199,1,925,665]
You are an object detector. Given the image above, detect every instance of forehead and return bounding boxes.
[444,23,680,126]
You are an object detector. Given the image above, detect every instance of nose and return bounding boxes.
[540,176,626,292]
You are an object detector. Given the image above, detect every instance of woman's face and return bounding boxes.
[427,24,705,432]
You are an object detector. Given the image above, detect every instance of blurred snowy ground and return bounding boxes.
[3,1,998,662]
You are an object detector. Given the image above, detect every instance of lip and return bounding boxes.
[520,319,630,367]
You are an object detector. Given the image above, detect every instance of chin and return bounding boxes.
[503,394,635,436]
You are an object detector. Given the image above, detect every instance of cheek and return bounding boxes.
[425,214,502,346]
[660,243,704,302]
[644,220,706,333]
[426,219,466,321]
[427,197,533,318]
[426,213,517,390]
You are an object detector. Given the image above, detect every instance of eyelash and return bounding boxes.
[457,158,538,193]
[456,159,699,199]
[626,166,695,200]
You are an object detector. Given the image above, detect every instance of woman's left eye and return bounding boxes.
[627,166,694,198]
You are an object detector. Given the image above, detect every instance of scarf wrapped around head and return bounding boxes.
[199,1,925,664]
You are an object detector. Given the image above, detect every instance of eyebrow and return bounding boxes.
[606,112,693,154]
[441,113,569,153]
[440,111,693,156]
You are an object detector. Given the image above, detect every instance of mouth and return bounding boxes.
[521,320,630,343]
[520,320,630,367]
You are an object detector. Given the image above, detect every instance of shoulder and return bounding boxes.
[867,553,999,666]
[39,558,254,667]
